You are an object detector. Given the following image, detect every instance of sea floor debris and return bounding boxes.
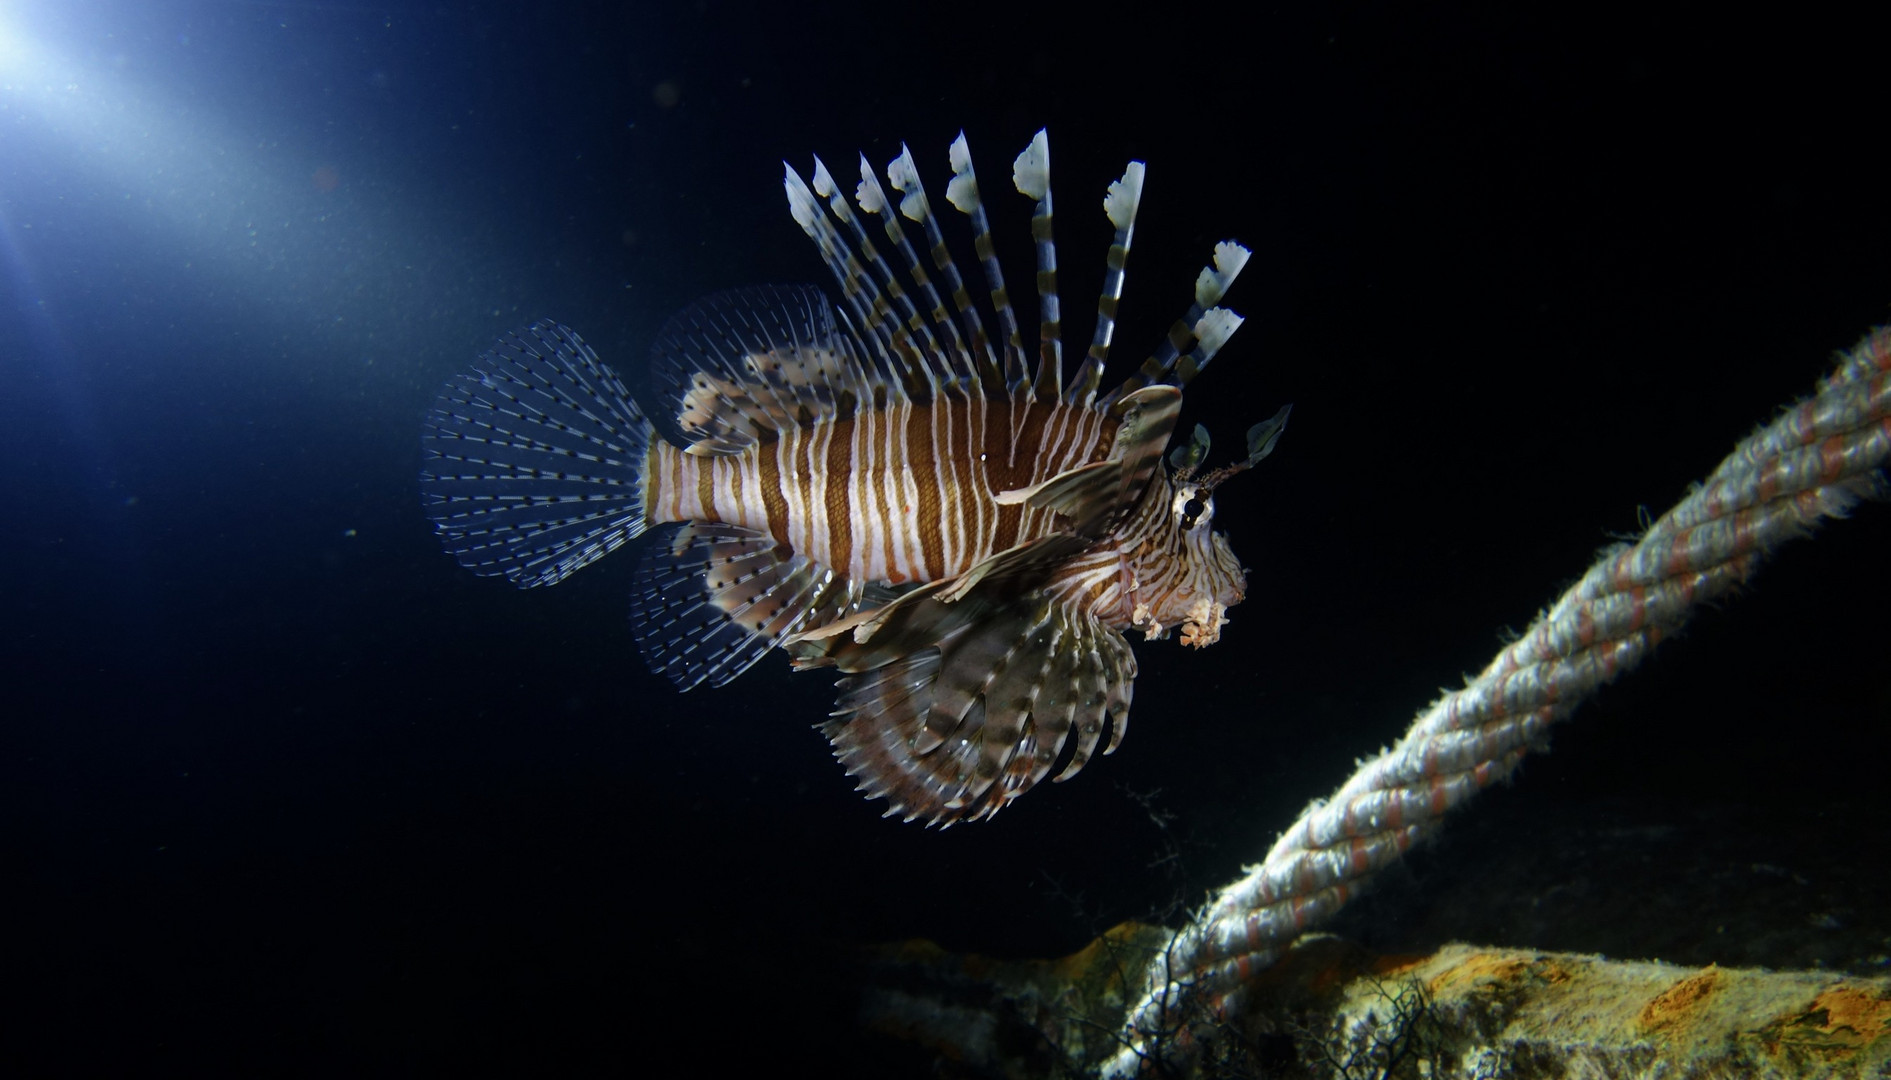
[860,927,1891,1078]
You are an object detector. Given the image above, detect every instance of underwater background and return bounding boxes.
[5,2,1888,1073]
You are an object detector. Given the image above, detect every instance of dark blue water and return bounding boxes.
[6,3,1888,1072]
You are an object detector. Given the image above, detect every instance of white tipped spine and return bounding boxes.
[887,144,928,223]
[1215,241,1252,283]
[946,175,977,215]
[1195,241,1252,305]
[948,132,972,173]
[1104,162,1145,229]
[941,131,1026,383]
[945,133,978,214]
[784,163,819,230]
[854,154,887,215]
[811,156,837,198]
[1012,129,1050,199]
[1194,308,1244,359]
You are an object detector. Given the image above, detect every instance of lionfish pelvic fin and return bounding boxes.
[806,570,1137,827]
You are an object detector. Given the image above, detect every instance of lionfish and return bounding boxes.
[420,130,1288,826]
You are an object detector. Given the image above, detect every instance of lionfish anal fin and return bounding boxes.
[632,522,860,691]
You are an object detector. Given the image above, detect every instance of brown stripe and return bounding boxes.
[666,445,687,521]
[639,438,658,520]
[797,428,820,555]
[869,411,897,581]
[905,404,944,579]
[952,397,981,564]
[931,398,961,571]
[758,440,789,546]
[696,455,717,520]
[985,400,1023,552]
[999,396,1027,476]
[726,450,744,516]
[887,404,916,578]
[823,417,855,576]
[998,400,1058,548]
[1021,403,1064,541]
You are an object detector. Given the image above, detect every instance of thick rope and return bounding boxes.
[1104,326,1891,1075]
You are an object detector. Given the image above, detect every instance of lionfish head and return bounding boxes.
[1132,405,1293,648]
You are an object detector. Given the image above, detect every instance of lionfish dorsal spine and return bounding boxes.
[810,156,955,392]
[1069,161,1145,407]
[851,154,979,391]
[1099,239,1252,410]
[884,144,1004,392]
[1174,242,1254,384]
[1010,129,1062,403]
[944,132,1031,392]
[1175,305,1246,386]
[784,163,930,398]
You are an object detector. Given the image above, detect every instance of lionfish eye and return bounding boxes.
[1180,497,1206,530]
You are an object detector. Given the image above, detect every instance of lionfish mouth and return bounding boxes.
[1179,597,1230,648]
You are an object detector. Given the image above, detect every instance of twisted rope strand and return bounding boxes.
[1104,327,1891,1075]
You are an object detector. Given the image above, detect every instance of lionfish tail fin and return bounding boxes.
[421,320,652,588]
[806,580,1136,827]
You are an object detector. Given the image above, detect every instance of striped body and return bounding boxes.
[647,394,1113,587]
[420,128,1285,825]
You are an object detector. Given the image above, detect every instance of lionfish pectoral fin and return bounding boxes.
[1109,383,1183,500]
[630,522,858,691]
[931,533,1086,603]
[785,576,955,655]
[990,384,1182,536]
[811,584,1137,827]
[783,613,864,647]
[791,579,979,673]
[991,458,1118,515]
[787,535,1084,669]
